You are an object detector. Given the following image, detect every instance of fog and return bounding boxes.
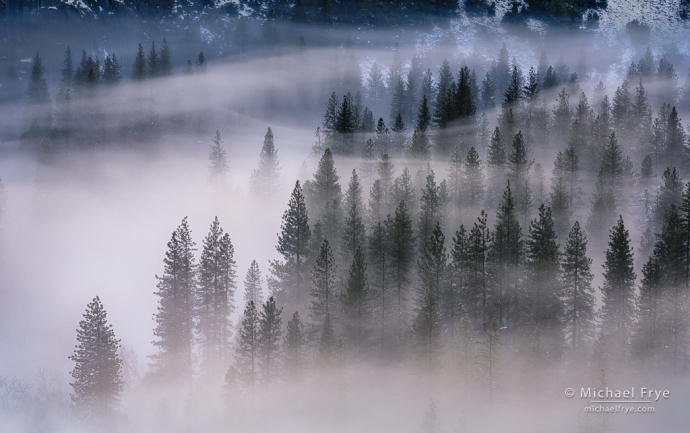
[2,8,690,433]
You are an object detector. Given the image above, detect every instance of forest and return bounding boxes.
[1,3,690,433]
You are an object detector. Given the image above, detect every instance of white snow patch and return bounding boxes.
[200,25,215,43]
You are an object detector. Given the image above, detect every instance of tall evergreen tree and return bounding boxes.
[305,149,342,246]
[151,218,196,383]
[600,216,636,363]
[209,130,229,185]
[523,205,562,357]
[462,147,485,207]
[283,312,307,380]
[413,222,446,374]
[159,38,172,76]
[131,44,147,81]
[61,46,74,88]
[342,246,371,352]
[147,41,160,78]
[309,239,337,329]
[244,260,264,306]
[490,182,523,329]
[258,296,282,385]
[250,127,281,203]
[341,170,366,263]
[417,171,443,253]
[233,301,259,391]
[388,200,416,336]
[195,217,237,381]
[269,181,312,314]
[69,297,123,418]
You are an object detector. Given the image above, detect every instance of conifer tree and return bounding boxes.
[305,149,342,246]
[147,41,160,78]
[195,52,207,72]
[195,217,237,380]
[131,44,147,81]
[69,297,123,417]
[417,171,443,253]
[369,219,390,352]
[377,153,394,208]
[61,46,74,88]
[446,146,464,226]
[341,170,366,263]
[234,301,259,391]
[388,200,416,336]
[464,211,493,331]
[343,246,370,351]
[283,312,307,380]
[309,239,337,329]
[208,130,229,185]
[490,182,523,328]
[150,218,196,383]
[323,93,339,131]
[366,61,385,107]
[549,177,570,242]
[552,89,572,144]
[269,181,312,314]
[24,52,50,129]
[244,260,264,306]
[523,205,562,354]
[250,127,281,203]
[600,216,636,362]
[553,144,581,211]
[318,313,337,364]
[415,223,447,369]
[462,147,485,207]
[391,168,416,216]
[408,129,431,160]
[258,296,282,385]
[102,55,122,85]
[508,131,533,225]
[159,38,172,76]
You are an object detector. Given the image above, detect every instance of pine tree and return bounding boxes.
[233,301,260,391]
[250,127,281,203]
[24,52,50,128]
[159,38,172,76]
[464,211,493,331]
[131,44,147,81]
[208,130,229,185]
[283,312,307,380]
[508,131,532,225]
[369,219,390,353]
[549,177,570,242]
[309,239,337,328]
[462,147,485,207]
[523,205,562,357]
[343,246,370,352]
[341,170,366,263]
[305,149,342,246]
[600,216,636,363]
[414,222,446,373]
[195,52,207,72]
[61,46,74,88]
[102,54,122,85]
[391,168,416,215]
[552,88,572,144]
[258,296,282,385]
[195,217,237,381]
[323,92,339,131]
[417,171,443,254]
[269,181,312,314]
[244,260,264,306]
[490,182,523,329]
[553,144,581,211]
[147,41,160,78]
[150,217,196,383]
[408,129,431,160]
[366,61,385,107]
[69,297,123,417]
